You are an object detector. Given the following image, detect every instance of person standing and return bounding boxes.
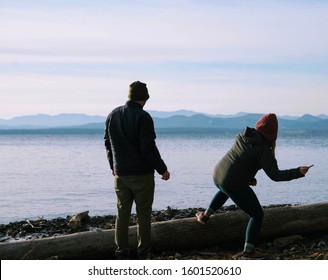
[104,81,170,260]
[196,113,310,259]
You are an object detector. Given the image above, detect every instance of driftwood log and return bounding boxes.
[1,202,328,260]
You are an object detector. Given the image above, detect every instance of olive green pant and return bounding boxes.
[114,173,155,257]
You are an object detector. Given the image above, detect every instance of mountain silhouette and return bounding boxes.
[1,112,328,135]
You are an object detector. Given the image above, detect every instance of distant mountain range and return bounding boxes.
[1,111,328,135]
[0,110,252,129]
[0,113,105,129]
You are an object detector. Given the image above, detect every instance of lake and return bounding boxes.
[0,132,327,224]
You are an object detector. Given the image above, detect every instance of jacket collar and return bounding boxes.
[126,100,143,109]
[242,127,268,145]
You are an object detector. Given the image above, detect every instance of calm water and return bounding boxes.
[0,132,327,224]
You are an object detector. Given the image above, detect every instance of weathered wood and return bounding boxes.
[1,202,328,260]
[151,202,328,251]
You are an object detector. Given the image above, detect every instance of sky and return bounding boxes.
[0,0,328,119]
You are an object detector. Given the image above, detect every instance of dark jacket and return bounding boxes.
[213,127,304,190]
[104,101,167,176]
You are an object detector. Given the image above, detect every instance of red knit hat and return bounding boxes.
[255,113,278,142]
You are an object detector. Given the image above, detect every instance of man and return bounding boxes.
[104,81,170,260]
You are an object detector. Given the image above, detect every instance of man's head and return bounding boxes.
[128,81,150,102]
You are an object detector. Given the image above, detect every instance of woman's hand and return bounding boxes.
[300,166,310,175]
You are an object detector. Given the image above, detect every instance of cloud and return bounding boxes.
[1,1,328,63]
[0,0,327,118]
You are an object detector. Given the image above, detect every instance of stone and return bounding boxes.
[273,235,303,248]
[68,211,90,229]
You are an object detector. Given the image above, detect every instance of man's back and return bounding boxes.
[105,100,167,176]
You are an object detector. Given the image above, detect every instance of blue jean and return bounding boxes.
[207,180,264,247]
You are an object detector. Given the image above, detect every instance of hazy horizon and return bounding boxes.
[1,110,328,121]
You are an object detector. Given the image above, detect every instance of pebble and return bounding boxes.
[174,252,182,259]
[0,236,10,242]
[198,251,218,256]
[317,240,327,247]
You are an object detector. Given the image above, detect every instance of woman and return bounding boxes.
[196,113,310,258]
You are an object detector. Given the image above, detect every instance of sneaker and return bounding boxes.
[116,253,130,260]
[195,212,210,225]
[233,250,266,260]
[138,252,152,260]
[115,249,130,260]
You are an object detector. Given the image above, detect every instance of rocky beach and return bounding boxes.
[1,205,328,260]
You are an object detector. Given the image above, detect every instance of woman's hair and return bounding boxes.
[271,140,276,157]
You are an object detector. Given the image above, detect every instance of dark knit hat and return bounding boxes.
[255,113,278,142]
[128,81,150,101]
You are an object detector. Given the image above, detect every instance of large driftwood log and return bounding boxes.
[1,202,328,260]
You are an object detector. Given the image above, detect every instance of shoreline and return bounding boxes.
[1,204,328,260]
[0,206,208,243]
[1,204,290,243]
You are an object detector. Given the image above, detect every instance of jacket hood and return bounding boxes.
[241,127,268,145]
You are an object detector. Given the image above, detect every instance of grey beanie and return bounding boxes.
[128,81,150,101]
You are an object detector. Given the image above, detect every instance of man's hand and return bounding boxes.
[161,171,170,181]
[249,178,257,187]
